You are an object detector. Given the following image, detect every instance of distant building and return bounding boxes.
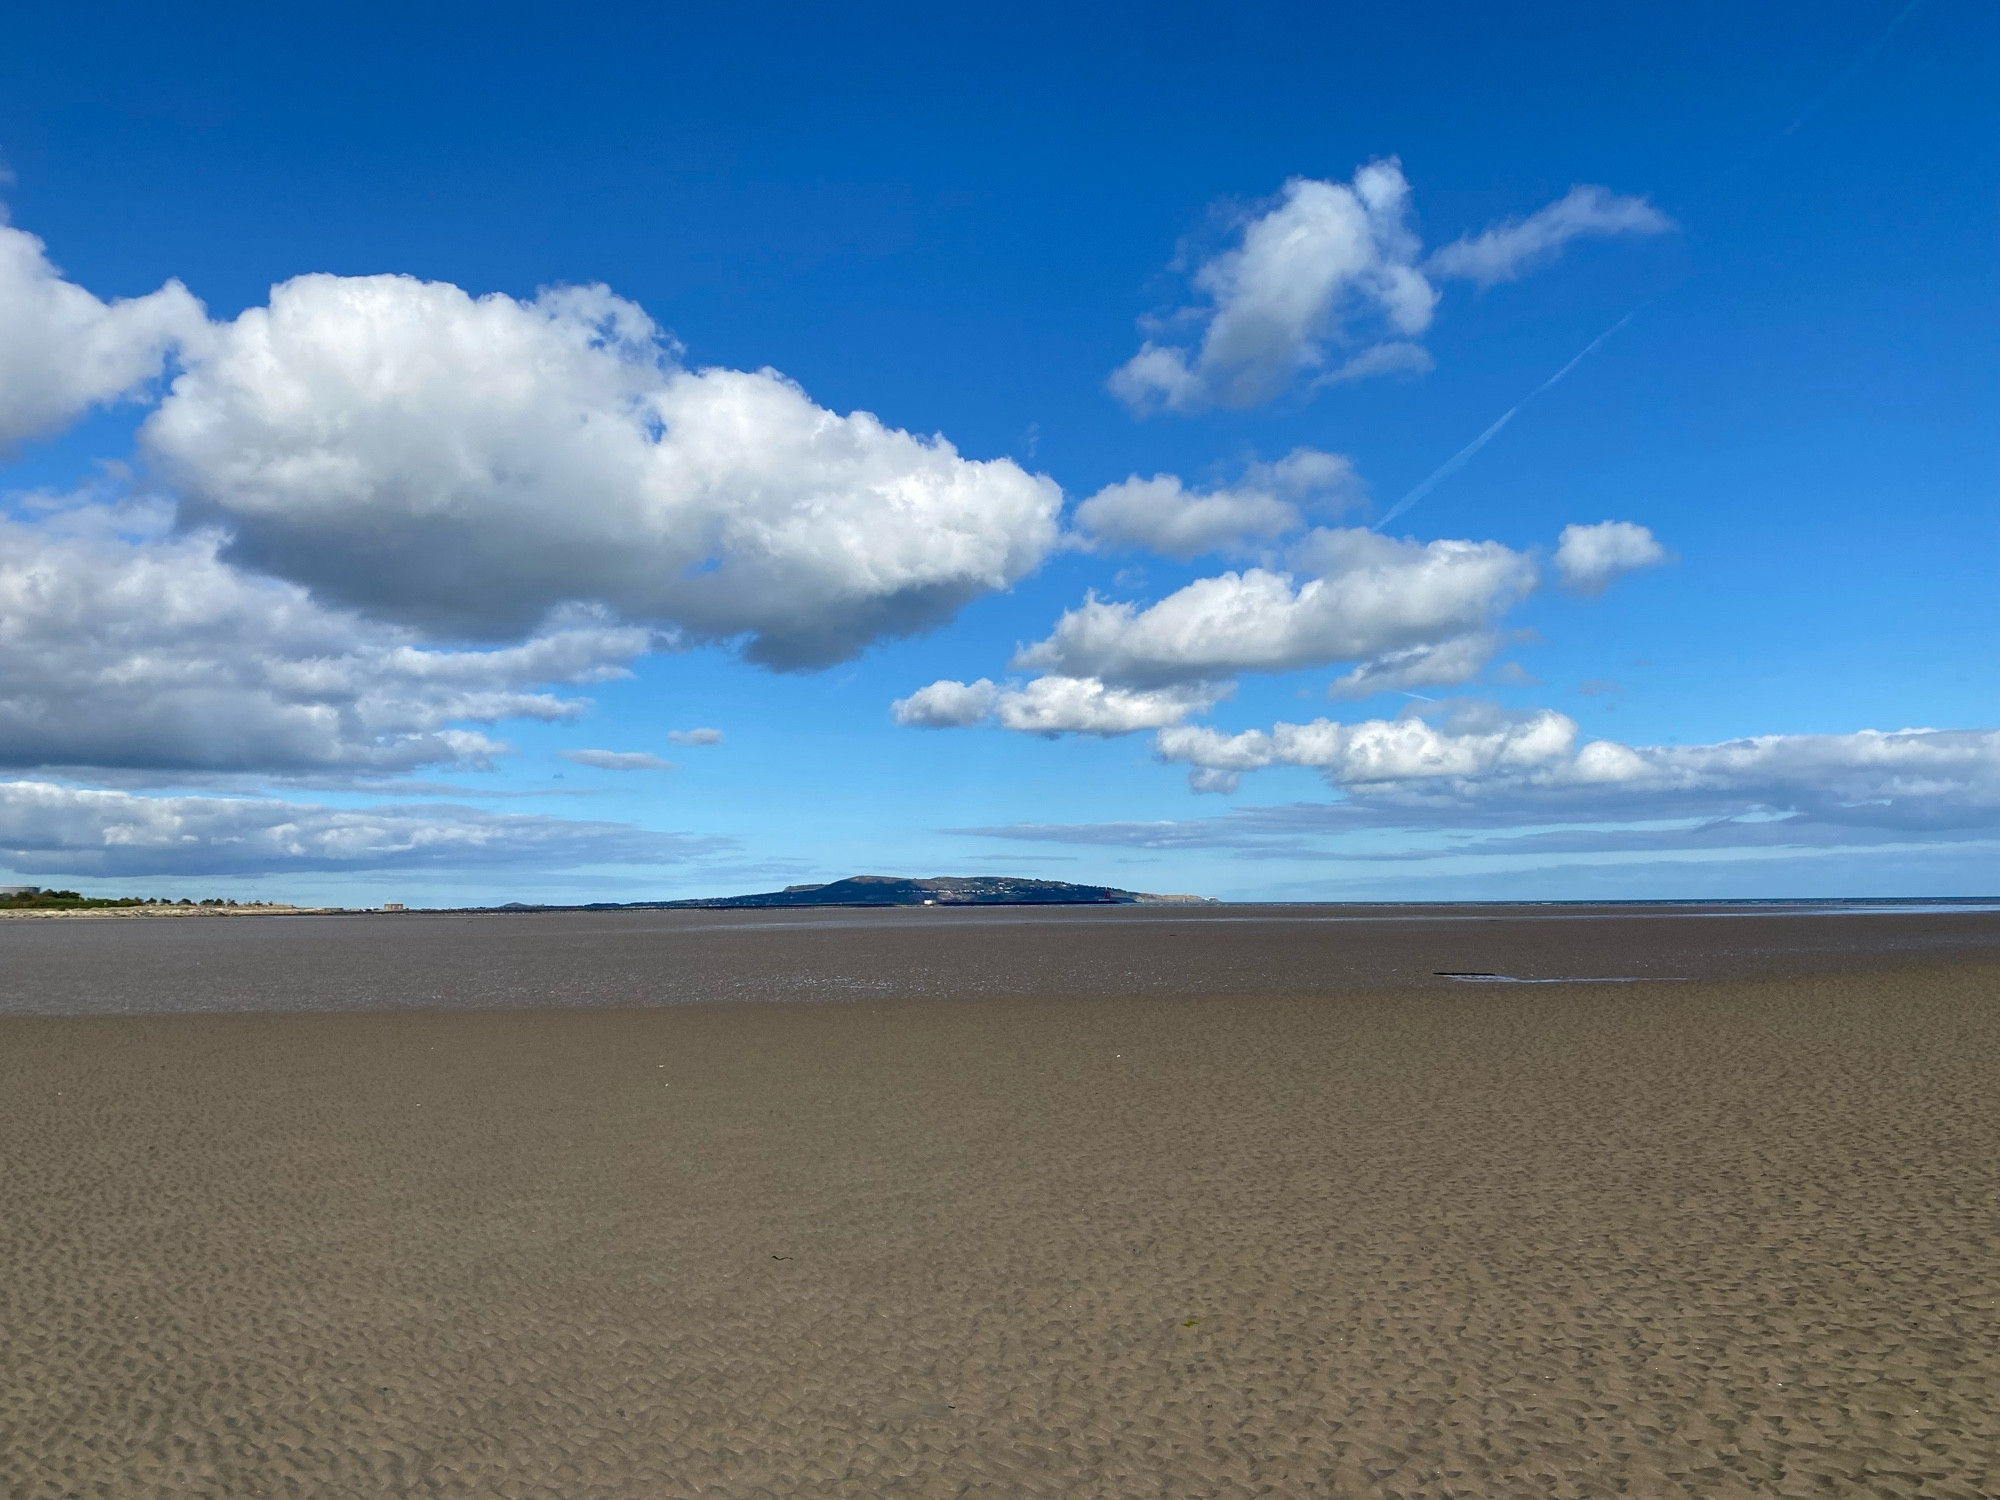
[382,902,406,912]
[0,885,38,897]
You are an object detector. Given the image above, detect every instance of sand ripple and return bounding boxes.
[3,943,1997,1495]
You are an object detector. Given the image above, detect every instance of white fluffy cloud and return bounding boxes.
[1015,529,1537,688]
[1073,448,1358,558]
[666,727,724,746]
[1555,520,1669,594]
[896,518,1675,742]
[993,676,1229,736]
[1110,163,1434,413]
[0,217,206,448]
[1110,167,1669,414]
[893,676,1225,735]
[1428,186,1671,287]
[0,504,647,775]
[142,273,1061,667]
[892,677,1001,728]
[0,780,716,877]
[1159,704,1582,793]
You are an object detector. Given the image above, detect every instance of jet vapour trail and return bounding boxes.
[1710,0,1930,193]
[1372,310,1639,533]
[1372,0,1931,537]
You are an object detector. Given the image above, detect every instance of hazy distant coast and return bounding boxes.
[0,875,1215,918]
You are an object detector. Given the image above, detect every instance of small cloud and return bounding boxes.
[1554,521,1669,595]
[1109,162,1434,415]
[1111,171,1667,415]
[994,676,1228,736]
[891,678,998,729]
[1071,447,1358,560]
[1578,678,1623,698]
[1492,661,1540,687]
[666,727,724,746]
[559,749,676,771]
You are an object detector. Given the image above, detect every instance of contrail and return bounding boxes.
[1701,0,1930,198]
[1373,310,1638,533]
[1372,0,1930,535]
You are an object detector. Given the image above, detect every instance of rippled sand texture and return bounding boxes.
[4,926,1998,1497]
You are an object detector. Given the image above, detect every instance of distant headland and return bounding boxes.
[505,876,1217,911]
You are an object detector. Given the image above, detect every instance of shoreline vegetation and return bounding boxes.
[0,889,333,919]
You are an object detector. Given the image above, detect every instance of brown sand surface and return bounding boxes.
[4,910,1998,1497]
[4,903,2000,1017]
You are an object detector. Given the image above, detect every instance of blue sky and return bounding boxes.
[0,0,1993,903]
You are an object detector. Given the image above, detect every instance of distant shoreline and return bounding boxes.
[4,894,1996,920]
[0,904,341,920]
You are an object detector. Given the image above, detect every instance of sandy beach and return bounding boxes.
[4,907,1997,1497]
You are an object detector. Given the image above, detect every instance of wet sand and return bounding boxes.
[4,907,1998,1497]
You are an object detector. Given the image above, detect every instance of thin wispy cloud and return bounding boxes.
[559,749,676,771]
[1426,185,1671,287]
[955,722,2000,860]
[0,781,726,877]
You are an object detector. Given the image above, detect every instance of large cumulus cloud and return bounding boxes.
[142,274,1061,667]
